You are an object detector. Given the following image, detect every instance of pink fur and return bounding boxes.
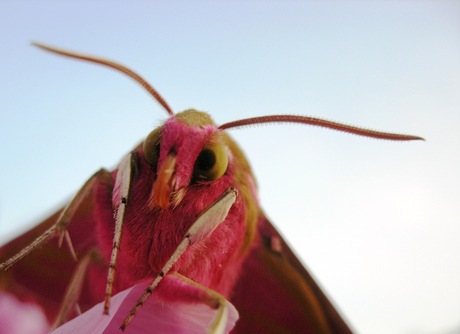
[95,117,248,302]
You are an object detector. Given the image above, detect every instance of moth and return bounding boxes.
[0,43,422,333]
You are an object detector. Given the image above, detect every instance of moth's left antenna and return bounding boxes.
[32,42,174,116]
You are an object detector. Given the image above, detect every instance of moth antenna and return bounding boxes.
[219,115,424,141]
[31,42,174,116]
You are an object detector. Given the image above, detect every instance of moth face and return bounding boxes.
[143,110,229,209]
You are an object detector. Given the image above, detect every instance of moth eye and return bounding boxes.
[194,142,228,181]
[143,127,162,168]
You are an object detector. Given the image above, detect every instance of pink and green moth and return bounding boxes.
[0,43,422,333]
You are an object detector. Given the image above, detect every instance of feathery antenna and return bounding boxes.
[219,115,423,141]
[32,42,174,116]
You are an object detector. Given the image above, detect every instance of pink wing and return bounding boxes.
[0,193,107,323]
[230,214,352,333]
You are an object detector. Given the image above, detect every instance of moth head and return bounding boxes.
[143,110,230,209]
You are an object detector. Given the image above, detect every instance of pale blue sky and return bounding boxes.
[1,2,459,333]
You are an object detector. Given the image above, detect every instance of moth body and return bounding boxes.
[95,109,257,301]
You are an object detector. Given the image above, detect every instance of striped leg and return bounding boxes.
[104,152,138,314]
[0,169,111,271]
[51,248,102,329]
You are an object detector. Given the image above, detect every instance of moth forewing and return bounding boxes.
[0,168,110,271]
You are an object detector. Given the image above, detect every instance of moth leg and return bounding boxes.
[51,248,102,330]
[104,152,138,314]
[120,187,238,330]
[167,273,230,334]
[0,169,112,271]
[175,273,230,334]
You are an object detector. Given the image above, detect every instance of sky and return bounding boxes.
[0,1,459,333]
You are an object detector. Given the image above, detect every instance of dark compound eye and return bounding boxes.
[196,149,216,171]
[194,142,228,181]
[155,140,161,156]
[143,127,162,168]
